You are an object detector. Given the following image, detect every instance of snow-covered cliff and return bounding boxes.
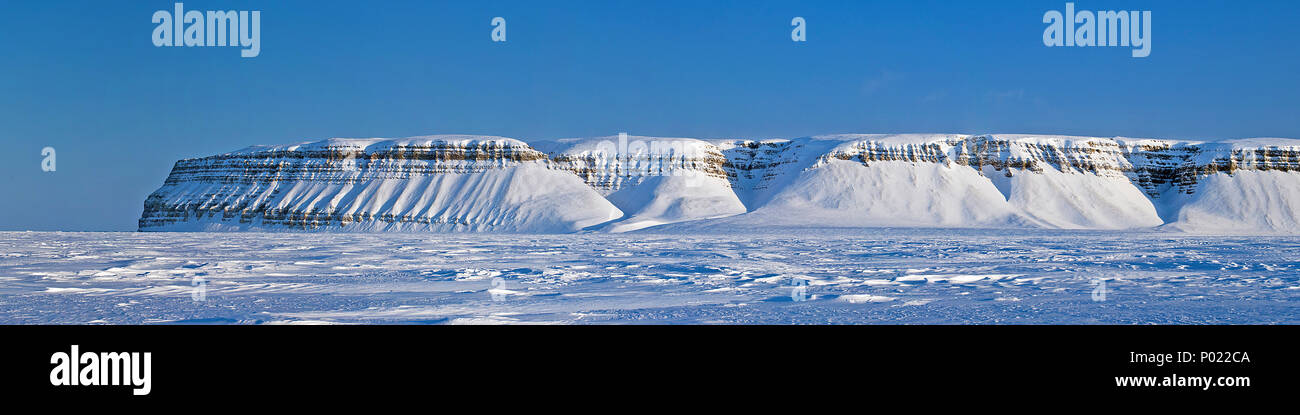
[138,136,623,232]
[139,133,1300,234]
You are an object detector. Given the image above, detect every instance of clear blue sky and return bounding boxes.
[2,0,1297,231]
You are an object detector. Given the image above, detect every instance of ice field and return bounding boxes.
[1,230,1297,324]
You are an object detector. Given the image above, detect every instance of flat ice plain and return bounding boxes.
[1,230,1296,324]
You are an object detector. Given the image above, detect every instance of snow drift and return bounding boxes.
[139,133,1300,234]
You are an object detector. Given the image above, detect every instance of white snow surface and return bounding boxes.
[753,160,1021,227]
[3,230,1297,324]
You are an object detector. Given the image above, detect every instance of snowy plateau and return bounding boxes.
[4,133,1299,324]
[137,134,1300,234]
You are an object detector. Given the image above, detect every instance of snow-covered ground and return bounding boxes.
[1,230,1296,324]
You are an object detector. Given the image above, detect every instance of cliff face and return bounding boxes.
[139,134,1300,233]
[541,136,731,193]
[798,135,1300,230]
[139,136,622,232]
[823,135,1300,184]
[536,136,745,232]
[1121,140,1300,196]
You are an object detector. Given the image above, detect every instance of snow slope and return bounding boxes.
[1163,170,1300,233]
[752,159,1020,227]
[998,165,1164,229]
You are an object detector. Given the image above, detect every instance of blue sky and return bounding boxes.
[1,0,1297,231]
